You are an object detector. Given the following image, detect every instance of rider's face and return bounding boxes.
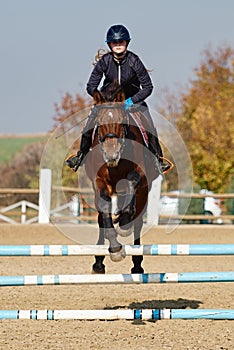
[109,40,127,54]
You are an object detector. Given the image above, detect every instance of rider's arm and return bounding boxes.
[130,57,154,104]
[86,60,104,97]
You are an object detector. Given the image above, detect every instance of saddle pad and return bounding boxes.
[130,111,149,146]
[92,125,97,143]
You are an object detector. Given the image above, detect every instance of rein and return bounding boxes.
[95,104,126,111]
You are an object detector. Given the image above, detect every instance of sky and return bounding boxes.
[0,0,234,134]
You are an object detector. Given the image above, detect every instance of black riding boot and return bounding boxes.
[147,131,163,158]
[66,131,93,171]
[147,132,171,174]
[66,111,96,171]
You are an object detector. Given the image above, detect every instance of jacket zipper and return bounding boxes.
[118,63,121,85]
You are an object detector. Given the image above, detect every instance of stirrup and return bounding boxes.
[65,152,84,172]
[159,156,174,174]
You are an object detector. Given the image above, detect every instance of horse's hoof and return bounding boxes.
[115,223,134,237]
[92,263,105,274]
[109,247,126,262]
[131,266,144,274]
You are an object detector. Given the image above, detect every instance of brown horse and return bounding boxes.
[84,84,160,273]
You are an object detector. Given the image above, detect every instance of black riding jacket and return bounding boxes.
[86,51,153,105]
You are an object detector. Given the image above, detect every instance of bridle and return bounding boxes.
[95,104,128,144]
[95,104,129,161]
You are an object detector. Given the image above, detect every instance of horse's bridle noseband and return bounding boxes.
[99,132,121,143]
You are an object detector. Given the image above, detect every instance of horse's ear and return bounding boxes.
[115,90,125,102]
[93,90,105,104]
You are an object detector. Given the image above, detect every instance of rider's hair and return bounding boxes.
[92,48,109,66]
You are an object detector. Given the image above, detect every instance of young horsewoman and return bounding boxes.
[66,24,172,173]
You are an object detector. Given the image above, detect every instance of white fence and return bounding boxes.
[0,169,233,224]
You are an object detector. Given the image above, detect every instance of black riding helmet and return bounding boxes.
[106,24,131,44]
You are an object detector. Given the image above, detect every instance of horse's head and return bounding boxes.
[93,84,127,167]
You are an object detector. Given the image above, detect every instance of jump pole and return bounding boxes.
[0,309,233,320]
[0,244,234,256]
[0,272,233,286]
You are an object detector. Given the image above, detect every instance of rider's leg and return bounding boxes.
[66,107,96,171]
[146,125,163,158]
[141,108,171,173]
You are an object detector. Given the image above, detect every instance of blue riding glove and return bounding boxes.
[124,97,134,110]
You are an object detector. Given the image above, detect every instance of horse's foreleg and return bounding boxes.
[117,170,141,236]
[92,213,105,274]
[131,216,144,274]
[98,189,125,262]
[103,214,126,261]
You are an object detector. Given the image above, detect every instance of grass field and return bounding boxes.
[0,134,46,164]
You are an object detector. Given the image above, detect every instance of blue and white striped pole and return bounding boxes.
[0,309,233,320]
[0,271,233,286]
[0,244,233,256]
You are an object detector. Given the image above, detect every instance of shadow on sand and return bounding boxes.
[104,298,203,324]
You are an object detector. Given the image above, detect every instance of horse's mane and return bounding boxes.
[100,81,124,103]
